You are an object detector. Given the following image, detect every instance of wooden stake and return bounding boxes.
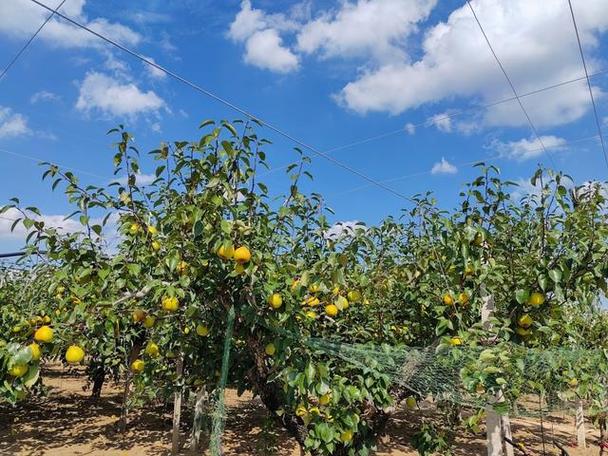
[480,286,513,456]
[575,399,586,449]
[172,356,184,455]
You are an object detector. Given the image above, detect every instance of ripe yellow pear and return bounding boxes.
[147,225,158,235]
[319,393,331,406]
[268,293,283,309]
[335,296,349,310]
[449,336,462,346]
[162,296,179,312]
[518,314,533,328]
[406,396,417,409]
[8,363,28,378]
[516,327,532,337]
[234,246,251,264]
[28,343,41,361]
[458,292,469,306]
[325,304,339,317]
[196,324,210,337]
[131,359,145,373]
[151,240,161,251]
[177,261,189,274]
[34,325,53,343]
[129,223,140,235]
[528,292,545,307]
[340,430,353,443]
[305,310,317,319]
[346,290,361,303]
[143,315,156,328]
[265,343,276,356]
[308,283,321,293]
[145,342,159,357]
[217,244,235,260]
[442,294,454,306]
[65,345,85,364]
[132,309,146,323]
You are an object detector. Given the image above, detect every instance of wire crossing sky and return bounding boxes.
[0,0,607,252]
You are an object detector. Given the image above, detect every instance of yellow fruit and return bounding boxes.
[458,292,469,306]
[290,278,300,291]
[234,246,251,264]
[65,345,85,364]
[183,327,191,335]
[129,223,140,234]
[347,291,361,303]
[28,343,41,361]
[309,406,321,415]
[12,325,21,333]
[177,261,188,274]
[305,310,318,319]
[464,265,475,276]
[308,283,321,293]
[34,325,53,343]
[406,396,417,409]
[265,343,276,356]
[8,363,28,378]
[518,314,533,328]
[145,342,159,357]
[319,393,331,406]
[268,293,283,310]
[42,315,51,324]
[295,405,307,417]
[234,263,245,274]
[515,327,532,337]
[131,359,145,373]
[332,286,340,295]
[449,336,462,346]
[528,292,545,307]
[325,304,339,317]
[162,296,179,312]
[132,309,146,323]
[442,294,454,306]
[196,324,210,337]
[217,244,235,260]
[151,240,161,251]
[147,225,158,235]
[340,430,353,443]
[335,296,349,310]
[568,378,579,388]
[303,296,320,307]
[143,315,156,328]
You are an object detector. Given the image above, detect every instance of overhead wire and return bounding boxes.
[465,0,555,168]
[28,0,411,202]
[566,0,608,169]
[0,0,67,82]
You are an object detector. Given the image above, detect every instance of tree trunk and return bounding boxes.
[191,388,209,454]
[90,359,106,399]
[172,356,184,455]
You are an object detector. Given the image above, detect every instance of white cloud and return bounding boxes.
[429,113,452,132]
[114,173,157,186]
[0,107,30,139]
[404,122,416,135]
[431,157,457,175]
[492,135,567,161]
[244,29,299,73]
[228,0,299,73]
[331,0,608,127]
[150,122,161,133]
[143,57,167,79]
[76,72,166,118]
[30,91,60,104]
[324,220,367,241]
[297,0,436,63]
[0,1,140,49]
[0,207,118,241]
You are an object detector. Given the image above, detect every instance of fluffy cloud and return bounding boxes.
[404,122,416,135]
[231,0,608,130]
[0,1,140,48]
[324,220,367,241]
[429,113,452,132]
[30,90,60,104]
[228,0,299,73]
[492,135,567,161]
[296,0,436,63]
[76,72,166,118]
[336,0,608,125]
[143,57,167,79]
[431,158,457,175]
[114,173,157,186]
[0,106,30,139]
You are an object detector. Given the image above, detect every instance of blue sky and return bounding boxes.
[0,0,607,252]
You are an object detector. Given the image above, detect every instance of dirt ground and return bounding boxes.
[0,364,600,456]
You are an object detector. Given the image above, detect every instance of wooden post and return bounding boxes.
[480,286,514,456]
[172,356,184,455]
[191,387,209,453]
[575,399,586,449]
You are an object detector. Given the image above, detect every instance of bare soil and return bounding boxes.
[0,364,599,455]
